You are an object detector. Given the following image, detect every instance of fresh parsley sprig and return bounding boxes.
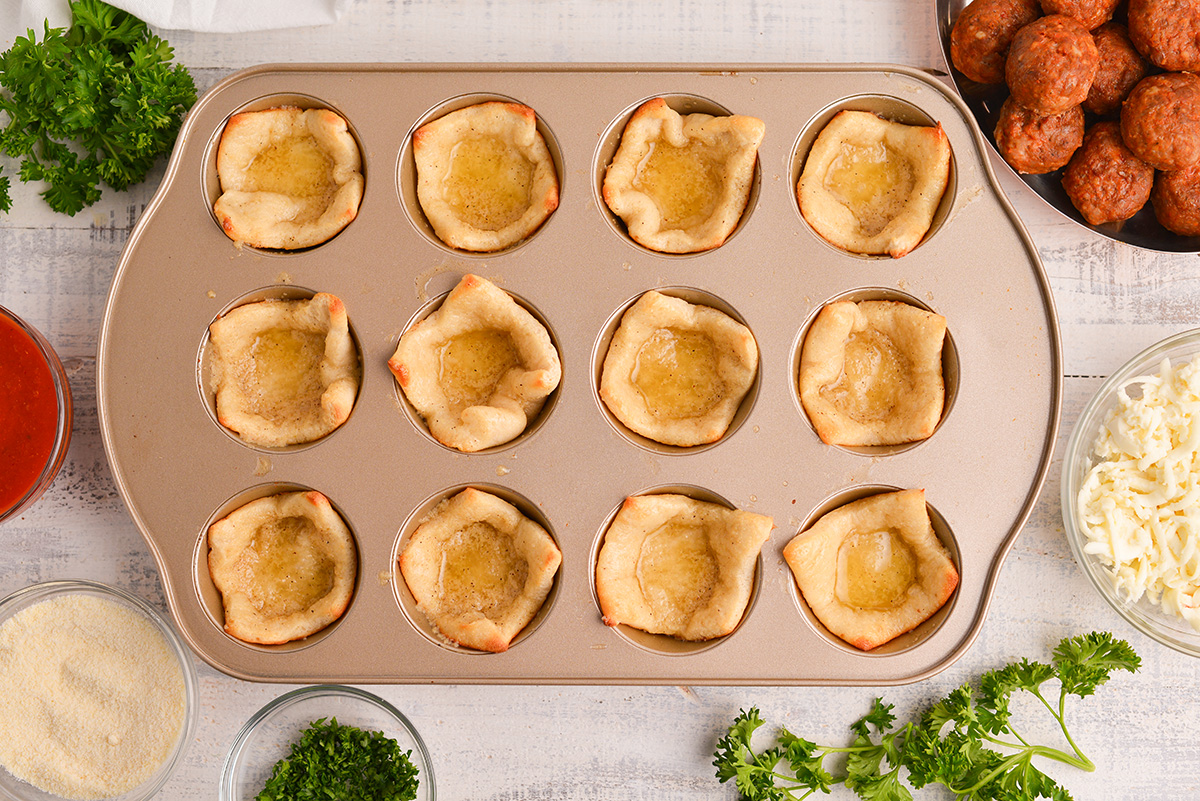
[257,717,420,801]
[0,0,196,215]
[714,632,1140,801]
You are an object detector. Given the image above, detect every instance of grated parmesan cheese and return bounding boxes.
[1077,354,1200,632]
[0,594,187,800]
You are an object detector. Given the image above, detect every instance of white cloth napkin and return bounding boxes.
[1,0,351,47]
[106,0,353,32]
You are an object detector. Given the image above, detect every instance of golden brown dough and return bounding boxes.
[599,291,757,447]
[783,489,958,651]
[398,487,561,652]
[389,274,561,452]
[208,490,357,645]
[602,98,765,253]
[208,293,360,448]
[798,111,951,258]
[595,494,772,641]
[799,300,946,447]
[413,101,559,252]
[214,106,363,249]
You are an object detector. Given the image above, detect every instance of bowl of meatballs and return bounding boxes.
[937,0,1200,252]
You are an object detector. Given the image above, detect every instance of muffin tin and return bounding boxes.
[97,63,1060,685]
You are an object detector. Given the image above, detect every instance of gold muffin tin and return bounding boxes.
[97,63,1060,685]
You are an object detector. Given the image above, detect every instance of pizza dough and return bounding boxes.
[208,490,357,645]
[602,97,765,253]
[799,300,947,447]
[798,110,951,257]
[783,489,958,651]
[208,293,360,448]
[595,493,773,641]
[398,487,561,652]
[413,101,559,252]
[600,291,758,447]
[214,106,363,249]
[388,274,561,452]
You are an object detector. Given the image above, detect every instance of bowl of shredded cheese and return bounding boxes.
[1063,329,1200,657]
[0,580,198,801]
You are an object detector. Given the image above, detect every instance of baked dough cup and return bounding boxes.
[595,494,773,641]
[799,300,946,447]
[388,274,562,452]
[208,490,357,645]
[208,293,360,448]
[398,487,562,652]
[214,106,363,249]
[798,110,951,258]
[413,101,559,252]
[602,98,765,253]
[600,291,758,447]
[783,489,958,651]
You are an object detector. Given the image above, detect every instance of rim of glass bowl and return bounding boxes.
[0,579,199,801]
[219,684,435,801]
[0,305,73,524]
[1061,327,1200,658]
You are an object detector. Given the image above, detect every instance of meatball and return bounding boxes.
[1128,0,1200,72]
[1040,0,1120,29]
[1120,72,1200,170]
[1085,23,1150,115]
[951,0,1042,84]
[1151,165,1200,236]
[1006,15,1100,115]
[994,97,1085,173]
[1061,122,1154,224]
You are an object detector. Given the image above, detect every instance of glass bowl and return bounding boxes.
[0,580,199,801]
[220,685,435,801]
[0,305,73,524]
[1062,328,1200,657]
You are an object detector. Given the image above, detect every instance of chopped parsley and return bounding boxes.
[714,631,1140,801]
[257,717,420,801]
[0,0,196,215]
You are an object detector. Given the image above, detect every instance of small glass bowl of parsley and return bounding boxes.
[219,685,434,801]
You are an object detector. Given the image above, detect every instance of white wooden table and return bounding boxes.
[2,1,1197,798]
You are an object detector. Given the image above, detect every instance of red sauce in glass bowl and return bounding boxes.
[0,311,70,516]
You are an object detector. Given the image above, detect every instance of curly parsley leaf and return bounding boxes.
[0,0,195,215]
[256,717,420,801]
[713,632,1138,801]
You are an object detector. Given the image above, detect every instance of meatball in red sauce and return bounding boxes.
[1120,72,1200,171]
[1040,0,1120,29]
[1085,23,1150,116]
[1128,0,1200,72]
[1151,165,1200,236]
[1061,122,1154,224]
[1006,15,1100,115]
[951,0,1042,84]
[994,97,1085,174]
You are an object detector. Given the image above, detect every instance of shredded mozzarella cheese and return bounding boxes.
[1077,354,1200,632]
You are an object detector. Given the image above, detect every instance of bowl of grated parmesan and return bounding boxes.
[0,580,199,801]
[1063,328,1200,658]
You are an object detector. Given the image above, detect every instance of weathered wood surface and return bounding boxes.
[1,1,1197,798]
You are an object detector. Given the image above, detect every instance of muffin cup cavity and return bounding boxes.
[204,93,367,254]
[791,286,960,456]
[589,483,763,657]
[791,94,958,258]
[390,483,561,654]
[397,93,565,256]
[194,482,361,653]
[390,282,563,454]
[592,286,761,455]
[593,93,763,255]
[197,284,365,453]
[787,484,961,657]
